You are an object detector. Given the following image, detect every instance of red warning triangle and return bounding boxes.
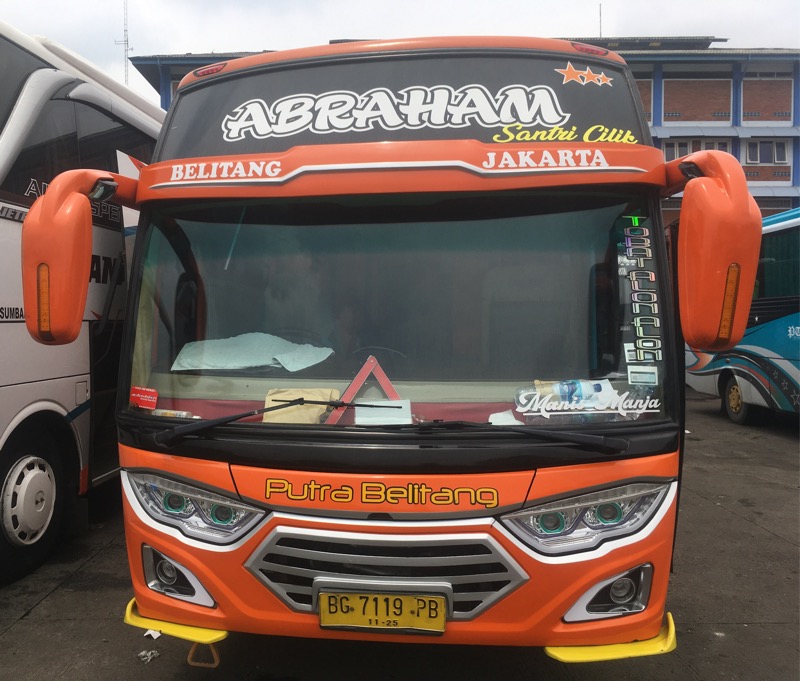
[325,355,400,424]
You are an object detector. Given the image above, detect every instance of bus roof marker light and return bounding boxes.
[194,63,227,78]
[571,42,609,57]
[717,263,741,342]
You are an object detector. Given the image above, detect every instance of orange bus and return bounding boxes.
[21,37,760,664]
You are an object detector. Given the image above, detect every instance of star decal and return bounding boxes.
[554,63,614,86]
[555,62,585,84]
[597,72,614,86]
[582,66,602,85]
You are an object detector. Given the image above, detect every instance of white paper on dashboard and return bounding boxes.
[354,399,412,425]
[172,332,333,372]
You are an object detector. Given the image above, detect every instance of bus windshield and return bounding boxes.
[126,189,670,427]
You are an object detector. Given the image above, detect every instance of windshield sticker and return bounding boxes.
[514,379,660,421]
[130,386,158,410]
[219,86,641,148]
[555,62,614,87]
[620,216,663,363]
[492,123,638,144]
[221,84,572,141]
[628,365,659,386]
[163,54,646,157]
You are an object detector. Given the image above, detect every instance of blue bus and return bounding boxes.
[686,208,800,423]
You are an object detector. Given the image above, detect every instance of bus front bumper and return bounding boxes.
[124,596,675,663]
[544,612,677,662]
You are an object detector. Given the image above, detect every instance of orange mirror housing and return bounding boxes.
[22,169,139,344]
[675,151,761,351]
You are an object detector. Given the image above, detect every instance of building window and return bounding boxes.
[702,140,730,153]
[662,139,730,161]
[746,140,788,165]
[757,198,792,211]
[662,140,690,161]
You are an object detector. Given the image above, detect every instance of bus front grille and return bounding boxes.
[244,526,528,619]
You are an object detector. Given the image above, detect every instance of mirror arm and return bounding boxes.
[662,156,691,197]
[87,172,139,209]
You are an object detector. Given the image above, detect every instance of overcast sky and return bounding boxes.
[4,0,799,105]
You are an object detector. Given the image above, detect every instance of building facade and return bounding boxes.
[131,36,800,218]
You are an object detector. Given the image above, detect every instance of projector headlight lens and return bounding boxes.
[502,482,671,555]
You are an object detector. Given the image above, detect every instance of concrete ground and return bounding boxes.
[0,391,797,680]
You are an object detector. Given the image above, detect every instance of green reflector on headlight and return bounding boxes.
[539,512,567,534]
[596,502,624,524]
[210,504,235,525]
[163,492,188,513]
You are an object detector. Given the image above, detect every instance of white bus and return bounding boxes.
[0,21,163,582]
[686,208,800,423]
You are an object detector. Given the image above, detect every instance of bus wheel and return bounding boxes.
[723,375,752,424]
[0,432,66,584]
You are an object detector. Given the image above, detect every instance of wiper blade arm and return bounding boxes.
[152,398,400,446]
[498,425,629,453]
[410,420,629,454]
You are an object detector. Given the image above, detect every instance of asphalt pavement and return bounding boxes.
[0,391,797,681]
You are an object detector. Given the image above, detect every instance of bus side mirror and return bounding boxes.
[22,169,139,344]
[674,151,761,351]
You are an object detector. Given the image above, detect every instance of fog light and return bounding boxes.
[156,559,178,585]
[563,564,653,622]
[609,577,637,604]
[141,545,215,607]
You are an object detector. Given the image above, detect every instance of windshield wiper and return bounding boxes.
[405,420,629,454]
[152,398,400,446]
[153,408,627,454]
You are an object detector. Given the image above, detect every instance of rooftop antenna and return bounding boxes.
[115,0,131,84]
[599,3,603,38]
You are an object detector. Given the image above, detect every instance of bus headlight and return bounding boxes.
[126,472,265,545]
[501,482,670,555]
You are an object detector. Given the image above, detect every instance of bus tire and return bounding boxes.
[722,375,753,425]
[0,431,67,585]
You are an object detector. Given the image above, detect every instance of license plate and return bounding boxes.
[319,592,446,633]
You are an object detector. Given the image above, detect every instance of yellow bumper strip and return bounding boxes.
[124,598,229,645]
[544,612,677,663]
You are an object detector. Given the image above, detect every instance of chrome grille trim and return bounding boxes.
[245,525,528,619]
